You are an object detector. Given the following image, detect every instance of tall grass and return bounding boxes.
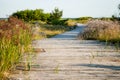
[0,17,32,79]
[78,20,120,43]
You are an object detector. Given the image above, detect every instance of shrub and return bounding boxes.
[12,9,50,22]
[12,8,63,25]
[78,20,120,43]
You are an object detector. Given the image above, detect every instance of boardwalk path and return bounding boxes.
[15,26,120,80]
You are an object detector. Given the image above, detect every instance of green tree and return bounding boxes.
[50,8,62,20]
[49,8,63,24]
[118,4,120,18]
[41,13,50,22]
[33,9,43,20]
[112,4,120,20]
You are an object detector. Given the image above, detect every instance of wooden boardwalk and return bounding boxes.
[11,26,120,80]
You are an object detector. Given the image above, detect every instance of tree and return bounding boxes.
[118,4,120,18]
[12,8,63,24]
[41,13,50,22]
[112,4,120,20]
[49,8,63,24]
[33,9,43,20]
[50,8,62,20]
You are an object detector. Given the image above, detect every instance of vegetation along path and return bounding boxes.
[13,25,120,80]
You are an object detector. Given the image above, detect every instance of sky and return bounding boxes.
[0,0,119,18]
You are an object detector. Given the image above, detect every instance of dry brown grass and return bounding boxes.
[31,24,71,39]
[78,20,120,43]
[65,19,77,26]
[40,25,68,38]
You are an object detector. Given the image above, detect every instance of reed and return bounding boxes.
[0,17,32,79]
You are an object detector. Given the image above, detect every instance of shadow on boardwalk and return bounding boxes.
[71,64,120,71]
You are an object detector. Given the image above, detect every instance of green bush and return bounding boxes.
[12,9,50,22]
[12,8,64,25]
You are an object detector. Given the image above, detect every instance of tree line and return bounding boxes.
[12,8,63,24]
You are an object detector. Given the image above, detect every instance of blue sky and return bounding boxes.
[0,0,119,18]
